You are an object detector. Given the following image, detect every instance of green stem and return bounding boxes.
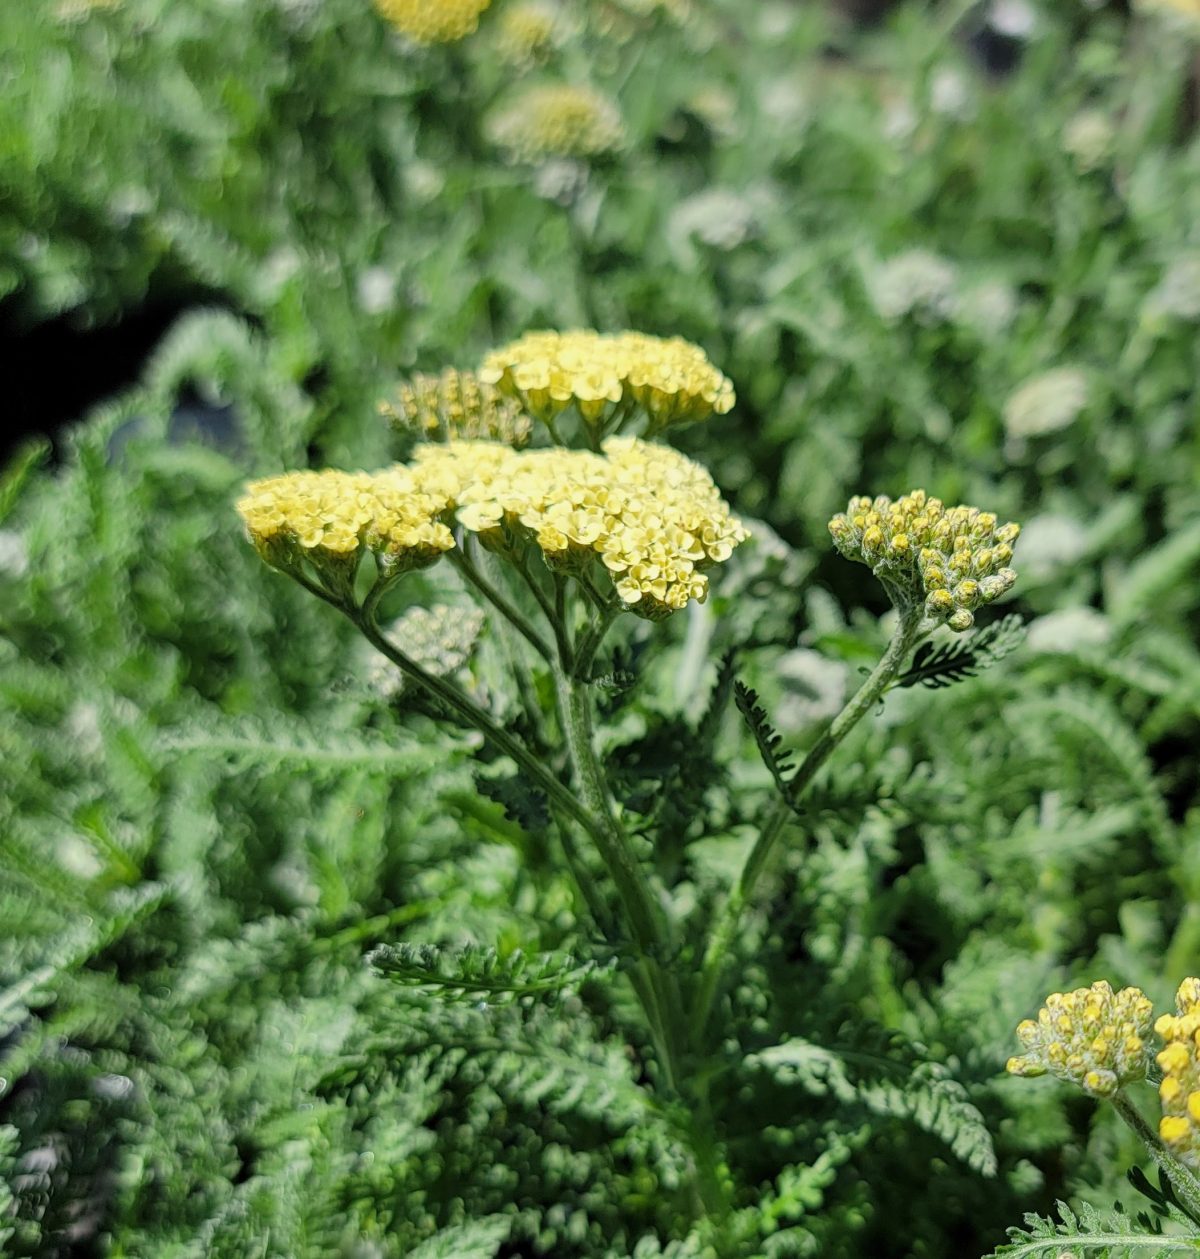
[551,665,691,1088]
[448,546,553,663]
[574,601,622,680]
[1112,1092,1200,1228]
[552,667,666,966]
[693,607,925,1040]
[554,575,575,672]
[351,610,606,852]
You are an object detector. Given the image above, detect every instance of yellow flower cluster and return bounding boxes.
[828,490,1020,630]
[479,330,736,433]
[236,468,454,577]
[412,436,749,617]
[373,0,491,43]
[382,369,532,447]
[1155,979,1200,1162]
[485,84,624,162]
[1005,981,1154,1098]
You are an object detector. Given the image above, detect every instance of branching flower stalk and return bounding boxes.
[236,343,1023,1242]
[1006,979,1200,1235]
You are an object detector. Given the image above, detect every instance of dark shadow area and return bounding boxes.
[1,289,235,460]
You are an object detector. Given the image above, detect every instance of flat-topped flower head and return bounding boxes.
[1006,981,1154,1098]
[485,84,624,163]
[479,330,735,435]
[373,0,491,42]
[382,369,532,447]
[409,437,749,618]
[828,490,1020,630]
[237,467,454,591]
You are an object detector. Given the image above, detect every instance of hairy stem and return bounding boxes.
[574,601,622,681]
[351,610,606,852]
[448,545,553,663]
[1112,1092,1200,1228]
[693,607,925,1040]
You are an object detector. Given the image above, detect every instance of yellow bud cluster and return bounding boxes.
[828,490,1020,630]
[411,436,749,618]
[479,330,735,433]
[495,1,562,67]
[485,84,625,162]
[236,468,454,578]
[1005,981,1154,1098]
[373,0,491,42]
[1155,978,1200,1163]
[382,369,532,447]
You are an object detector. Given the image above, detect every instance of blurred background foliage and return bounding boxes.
[2,0,1200,1255]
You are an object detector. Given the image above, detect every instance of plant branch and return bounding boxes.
[448,544,553,663]
[1112,1092,1200,1228]
[349,608,605,851]
[692,606,925,1040]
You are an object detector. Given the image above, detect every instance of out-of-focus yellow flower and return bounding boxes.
[373,0,492,44]
[382,369,532,447]
[410,437,749,618]
[485,84,624,162]
[1005,981,1154,1098]
[495,1,563,67]
[237,467,454,580]
[828,490,1020,631]
[479,330,735,434]
[1136,0,1200,25]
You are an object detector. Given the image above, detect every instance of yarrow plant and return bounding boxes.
[999,978,1200,1253]
[236,329,1024,1253]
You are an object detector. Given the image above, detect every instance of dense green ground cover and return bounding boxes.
[2,1,1200,1255]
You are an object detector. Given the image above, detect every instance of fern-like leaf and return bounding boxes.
[406,1217,511,1259]
[895,615,1026,691]
[475,771,550,834]
[734,681,799,809]
[745,1024,997,1176]
[369,943,599,1003]
[983,1199,1200,1258]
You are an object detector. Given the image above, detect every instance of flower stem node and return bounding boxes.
[1005,981,1154,1098]
[828,490,1020,629]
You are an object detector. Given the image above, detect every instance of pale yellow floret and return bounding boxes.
[410,436,748,618]
[236,467,454,580]
[828,489,1020,629]
[480,330,735,432]
[373,0,492,43]
[1005,980,1153,1098]
[485,85,625,161]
